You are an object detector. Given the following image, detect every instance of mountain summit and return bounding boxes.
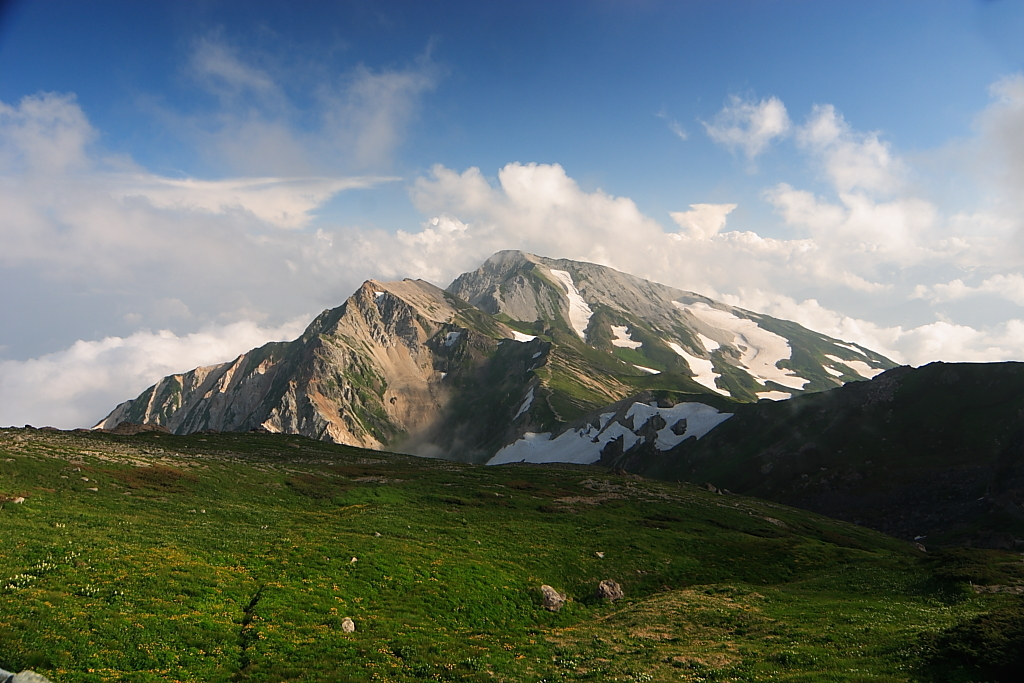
[96,251,896,462]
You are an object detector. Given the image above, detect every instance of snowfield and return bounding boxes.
[673,302,809,391]
[487,401,733,465]
[756,391,792,401]
[666,341,727,395]
[549,269,594,341]
[611,325,643,349]
[824,354,884,379]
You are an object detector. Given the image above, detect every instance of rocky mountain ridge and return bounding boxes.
[97,251,897,462]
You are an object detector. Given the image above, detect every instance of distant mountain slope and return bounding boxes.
[96,251,897,463]
[449,250,895,403]
[604,361,1024,547]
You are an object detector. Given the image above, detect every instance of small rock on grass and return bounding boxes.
[0,669,54,683]
[540,584,566,611]
[341,617,356,633]
[595,579,624,601]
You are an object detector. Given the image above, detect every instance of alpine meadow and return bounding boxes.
[3,2,1024,682]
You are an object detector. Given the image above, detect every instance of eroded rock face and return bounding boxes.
[540,584,566,612]
[595,579,624,601]
[94,279,519,460]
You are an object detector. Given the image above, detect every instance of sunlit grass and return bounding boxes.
[0,428,1017,682]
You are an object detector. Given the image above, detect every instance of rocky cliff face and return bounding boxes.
[97,279,525,457]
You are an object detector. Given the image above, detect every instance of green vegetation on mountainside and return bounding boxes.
[2,428,1022,683]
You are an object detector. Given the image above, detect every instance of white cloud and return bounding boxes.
[0,318,309,429]
[111,174,396,229]
[326,60,439,168]
[916,273,1024,306]
[703,95,790,159]
[189,34,283,104]
[797,104,904,194]
[176,35,439,174]
[670,203,737,239]
[0,92,93,174]
[656,109,688,141]
[719,289,1024,366]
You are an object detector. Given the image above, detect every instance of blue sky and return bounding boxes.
[2,0,1024,427]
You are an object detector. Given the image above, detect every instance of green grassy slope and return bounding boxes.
[1,428,1020,683]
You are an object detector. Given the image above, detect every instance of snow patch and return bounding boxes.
[549,269,593,341]
[511,331,537,342]
[833,342,866,356]
[627,402,733,447]
[666,342,727,395]
[673,302,809,391]
[514,388,534,420]
[757,391,791,401]
[823,354,884,379]
[823,365,844,377]
[374,291,385,300]
[611,325,642,349]
[697,333,721,352]
[532,351,543,359]
[633,365,660,375]
[487,402,733,466]
[444,331,461,347]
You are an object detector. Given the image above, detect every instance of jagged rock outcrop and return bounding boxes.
[97,279,525,457]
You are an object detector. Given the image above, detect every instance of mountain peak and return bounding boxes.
[96,250,896,463]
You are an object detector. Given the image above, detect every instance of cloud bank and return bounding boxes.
[0,319,309,430]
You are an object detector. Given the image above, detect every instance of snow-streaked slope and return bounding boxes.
[673,302,809,391]
[824,354,885,380]
[487,401,733,465]
[666,341,727,395]
[549,269,593,341]
[611,325,642,349]
[513,388,534,420]
[833,342,866,357]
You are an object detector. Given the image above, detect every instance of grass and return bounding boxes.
[1,427,1020,682]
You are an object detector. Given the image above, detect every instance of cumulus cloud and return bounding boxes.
[0,318,309,429]
[915,273,1024,306]
[797,104,904,194]
[703,95,790,159]
[719,289,1024,366]
[0,91,93,174]
[0,92,393,341]
[670,203,737,239]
